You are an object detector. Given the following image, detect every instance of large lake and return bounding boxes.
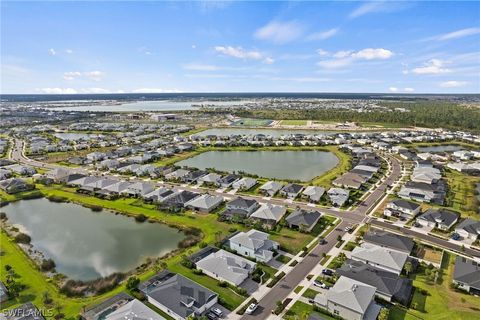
[177,150,339,181]
[50,100,249,112]
[195,128,337,137]
[3,199,185,281]
[416,145,466,153]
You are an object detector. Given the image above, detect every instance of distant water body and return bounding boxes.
[3,92,476,103]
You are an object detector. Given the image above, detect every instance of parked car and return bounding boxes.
[451,233,461,240]
[210,307,223,318]
[344,226,352,232]
[322,269,334,276]
[206,312,218,320]
[313,280,329,289]
[246,303,258,315]
[319,238,327,245]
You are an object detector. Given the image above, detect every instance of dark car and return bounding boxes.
[206,312,218,320]
[319,238,327,245]
[322,269,334,276]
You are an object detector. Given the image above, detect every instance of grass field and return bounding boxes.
[444,169,480,218]
[279,120,308,126]
[389,253,480,320]
[232,118,273,126]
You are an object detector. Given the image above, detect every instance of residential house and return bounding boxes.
[453,256,480,295]
[197,173,221,186]
[232,177,257,191]
[165,169,190,181]
[333,173,368,189]
[222,197,260,220]
[0,178,34,194]
[301,186,325,203]
[285,209,322,232]
[384,199,420,219]
[143,188,175,203]
[196,249,256,286]
[182,170,207,184]
[184,194,224,213]
[351,243,409,275]
[313,276,380,320]
[82,292,134,320]
[217,174,241,188]
[398,181,446,205]
[454,219,480,240]
[336,259,413,306]
[123,182,155,197]
[327,188,349,207]
[159,190,200,212]
[139,271,218,320]
[416,208,459,231]
[279,183,303,199]
[259,181,283,197]
[363,230,414,254]
[249,203,287,227]
[228,229,279,262]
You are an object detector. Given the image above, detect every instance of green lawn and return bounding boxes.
[443,169,480,218]
[0,185,249,318]
[389,253,480,320]
[284,301,337,320]
[302,288,319,300]
[232,118,272,126]
[279,120,308,126]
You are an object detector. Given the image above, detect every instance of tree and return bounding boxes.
[378,308,390,320]
[404,261,413,276]
[126,276,140,291]
[337,235,342,242]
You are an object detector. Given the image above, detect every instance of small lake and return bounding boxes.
[177,150,339,181]
[53,132,99,141]
[194,128,337,137]
[416,145,466,153]
[50,100,249,112]
[3,199,185,281]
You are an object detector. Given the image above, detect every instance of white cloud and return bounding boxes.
[433,27,480,41]
[254,20,303,44]
[48,48,56,56]
[316,49,329,57]
[131,88,183,93]
[65,49,73,54]
[349,2,385,18]
[138,46,152,55]
[214,46,263,60]
[63,71,105,81]
[262,57,275,64]
[38,87,77,94]
[404,87,415,92]
[306,28,339,41]
[191,44,197,49]
[440,80,468,88]
[351,48,393,60]
[389,87,398,92]
[317,48,394,69]
[410,59,451,75]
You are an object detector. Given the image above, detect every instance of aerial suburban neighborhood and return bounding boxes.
[1,1,480,320]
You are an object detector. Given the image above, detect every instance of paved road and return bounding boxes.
[240,156,402,320]
[241,220,350,319]
[371,220,480,259]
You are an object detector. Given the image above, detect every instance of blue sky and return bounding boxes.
[1,1,479,94]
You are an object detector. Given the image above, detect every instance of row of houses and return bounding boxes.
[314,230,416,320]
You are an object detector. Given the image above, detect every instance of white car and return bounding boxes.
[210,307,223,317]
[245,303,258,315]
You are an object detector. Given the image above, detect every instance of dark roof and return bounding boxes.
[418,209,459,227]
[82,292,133,320]
[281,183,303,193]
[336,259,413,306]
[453,256,480,290]
[390,199,420,211]
[286,209,321,229]
[227,197,258,209]
[163,190,199,206]
[363,229,414,253]
[218,174,241,184]
[139,270,218,319]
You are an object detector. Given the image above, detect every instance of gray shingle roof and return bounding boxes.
[363,229,414,253]
[453,256,480,290]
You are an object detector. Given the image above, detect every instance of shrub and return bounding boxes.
[135,214,147,222]
[41,259,56,272]
[126,276,140,291]
[14,233,31,244]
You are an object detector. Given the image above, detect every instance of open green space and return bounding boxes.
[279,120,308,126]
[389,253,480,320]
